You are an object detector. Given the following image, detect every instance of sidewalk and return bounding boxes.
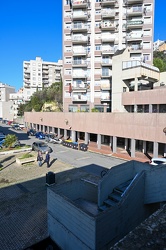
[88,142,151,163]
[0,156,88,250]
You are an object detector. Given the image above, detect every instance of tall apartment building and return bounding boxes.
[62,0,154,112]
[23,57,62,100]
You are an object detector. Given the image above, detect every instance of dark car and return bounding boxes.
[13,124,22,130]
[32,141,52,154]
[27,129,36,136]
[35,132,45,139]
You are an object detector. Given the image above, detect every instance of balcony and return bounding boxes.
[72,23,88,33]
[72,0,88,9]
[101,35,115,42]
[101,59,112,66]
[24,74,30,79]
[127,0,143,3]
[127,6,143,16]
[126,20,143,28]
[100,21,115,30]
[73,49,87,56]
[126,33,143,41]
[101,10,115,19]
[72,73,88,78]
[129,45,142,52]
[102,48,115,54]
[101,83,111,90]
[72,11,88,20]
[72,35,88,44]
[101,0,116,6]
[72,94,87,102]
[72,60,87,67]
[72,83,87,92]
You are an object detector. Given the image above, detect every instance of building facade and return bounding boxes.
[0,82,15,121]
[62,0,154,112]
[23,57,62,100]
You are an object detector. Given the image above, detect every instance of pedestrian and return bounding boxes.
[37,150,43,167]
[44,151,50,168]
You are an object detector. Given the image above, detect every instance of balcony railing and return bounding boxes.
[72,11,88,20]
[101,0,116,6]
[101,10,115,18]
[126,20,143,27]
[72,36,88,43]
[72,94,87,102]
[72,0,88,9]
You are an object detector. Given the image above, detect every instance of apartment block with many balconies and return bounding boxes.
[62,0,154,112]
[23,57,62,101]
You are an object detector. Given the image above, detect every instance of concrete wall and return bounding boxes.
[52,179,98,203]
[24,112,166,143]
[144,166,166,204]
[96,173,146,249]
[48,188,96,250]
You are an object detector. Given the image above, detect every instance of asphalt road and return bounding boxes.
[0,124,126,177]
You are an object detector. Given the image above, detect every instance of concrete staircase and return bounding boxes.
[99,179,133,211]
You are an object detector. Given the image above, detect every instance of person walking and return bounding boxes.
[44,151,50,168]
[37,150,43,167]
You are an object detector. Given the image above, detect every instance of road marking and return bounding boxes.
[57,150,69,153]
[76,156,91,161]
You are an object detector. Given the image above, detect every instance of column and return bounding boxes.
[164,144,166,158]
[125,138,128,151]
[130,138,136,158]
[112,136,117,153]
[77,131,80,141]
[58,128,60,138]
[85,132,89,144]
[109,136,113,150]
[153,142,158,158]
[64,129,67,140]
[149,104,152,113]
[71,130,76,142]
[134,77,138,91]
[142,141,147,154]
[97,134,101,149]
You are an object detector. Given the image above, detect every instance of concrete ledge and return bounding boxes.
[16,156,36,165]
[0,147,32,156]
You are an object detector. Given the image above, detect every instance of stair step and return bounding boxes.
[113,188,123,195]
[115,179,133,193]
[109,192,121,202]
[104,198,117,207]
[99,204,108,211]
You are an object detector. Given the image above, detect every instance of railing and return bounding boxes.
[122,60,160,72]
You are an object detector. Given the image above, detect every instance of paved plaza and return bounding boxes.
[0,154,97,250]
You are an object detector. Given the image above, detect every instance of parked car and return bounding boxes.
[32,141,52,154]
[0,139,5,148]
[13,124,22,130]
[149,157,166,166]
[27,129,36,136]
[35,132,45,139]
[45,134,55,143]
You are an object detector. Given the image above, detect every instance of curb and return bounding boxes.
[0,147,32,156]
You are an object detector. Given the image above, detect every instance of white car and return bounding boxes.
[149,158,166,166]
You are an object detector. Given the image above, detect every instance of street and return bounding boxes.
[0,124,126,177]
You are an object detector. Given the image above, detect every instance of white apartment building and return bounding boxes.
[62,0,154,112]
[9,88,25,120]
[23,57,62,100]
[0,82,15,120]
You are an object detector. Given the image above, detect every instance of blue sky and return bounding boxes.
[0,0,165,91]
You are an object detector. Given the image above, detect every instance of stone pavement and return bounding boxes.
[0,154,95,250]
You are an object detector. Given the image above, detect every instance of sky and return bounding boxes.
[0,0,165,92]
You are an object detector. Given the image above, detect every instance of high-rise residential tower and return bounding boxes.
[62,0,154,112]
[23,57,62,100]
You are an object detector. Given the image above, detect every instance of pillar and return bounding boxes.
[125,138,128,150]
[85,132,89,144]
[58,128,60,138]
[112,136,117,153]
[71,130,76,142]
[130,138,136,158]
[97,134,101,149]
[142,141,147,154]
[134,77,138,91]
[64,129,67,140]
[153,142,158,158]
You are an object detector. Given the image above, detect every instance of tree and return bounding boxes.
[153,51,166,72]
[3,134,17,148]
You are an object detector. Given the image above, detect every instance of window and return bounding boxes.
[68,105,78,112]
[102,68,109,76]
[80,105,89,112]
[143,29,151,36]
[143,54,150,62]
[94,105,104,112]
[96,45,101,51]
